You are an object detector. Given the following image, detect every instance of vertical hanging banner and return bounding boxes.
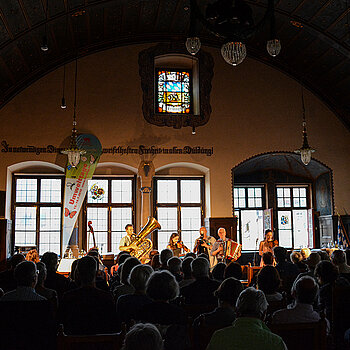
[61,134,102,256]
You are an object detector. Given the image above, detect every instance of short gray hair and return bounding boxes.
[128,264,153,292]
[191,257,209,279]
[236,287,268,318]
[122,323,163,350]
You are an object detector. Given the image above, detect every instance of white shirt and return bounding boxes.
[119,234,133,249]
[272,302,321,324]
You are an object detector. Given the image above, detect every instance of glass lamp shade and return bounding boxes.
[186,37,201,55]
[221,42,247,66]
[294,147,315,166]
[266,39,281,57]
[62,148,86,168]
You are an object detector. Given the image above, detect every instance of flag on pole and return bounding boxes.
[61,134,102,256]
[337,215,349,249]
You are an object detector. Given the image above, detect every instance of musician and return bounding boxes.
[211,227,241,265]
[119,224,135,252]
[194,227,216,267]
[167,233,190,257]
[259,229,278,266]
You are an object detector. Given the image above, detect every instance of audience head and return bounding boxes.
[121,257,141,285]
[76,256,97,285]
[14,261,38,287]
[257,266,281,295]
[117,251,131,265]
[273,246,287,263]
[25,249,40,263]
[331,250,347,266]
[290,250,303,264]
[160,249,173,267]
[305,252,321,269]
[318,250,331,261]
[262,251,274,266]
[315,260,339,285]
[9,254,25,270]
[184,252,196,259]
[167,257,182,275]
[36,261,47,286]
[122,323,163,350]
[41,252,59,272]
[236,287,268,319]
[301,248,311,260]
[181,257,194,279]
[215,277,243,307]
[294,276,319,304]
[197,253,209,261]
[212,262,226,281]
[146,270,179,302]
[150,254,161,270]
[128,264,153,293]
[191,257,210,279]
[69,259,78,281]
[224,262,243,280]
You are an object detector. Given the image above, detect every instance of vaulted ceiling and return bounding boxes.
[0,0,350,131]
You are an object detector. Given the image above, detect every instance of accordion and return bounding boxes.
[224,240,242,261]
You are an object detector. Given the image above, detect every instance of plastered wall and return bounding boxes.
[0,43,349,222]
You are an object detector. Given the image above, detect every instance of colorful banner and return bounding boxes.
[61,134,102,256]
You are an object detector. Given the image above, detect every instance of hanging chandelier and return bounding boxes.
[62,59,86,168]
[294,90,315,166]
[186,0,280,66]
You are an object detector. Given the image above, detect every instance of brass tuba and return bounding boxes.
[127,217,161,261]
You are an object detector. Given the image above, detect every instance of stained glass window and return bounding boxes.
[157,70,191,114]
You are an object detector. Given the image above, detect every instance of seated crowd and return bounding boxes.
[0,245,350,350]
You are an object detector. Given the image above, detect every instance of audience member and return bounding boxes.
[113,257,141,300]
[211,262,226,282]
[272,276,321,324]
[142,270,186,325]
[159,249,173,270]
[0,253,25,293]
[179,257,194,288]
[300,248,311,260]
[290,251,307,273]
[224,262,243,280]
[151,254,161,270]
[25,249,40,263]
[262,251,274,266]
[315,260,350,319]
[167,257,183,282]
[111,251,130,277]
[194,277,243,329]
[59,256,117,335]
[184,252,196,259]
[35,262,58,309]
[318,250,331,261]
[0,261,45,301]
[180,257,220,305]
[274,246,299,294]
[332,250,350,281]
[116,264,153,328]
[41,252,69,300]
[122,323,163,350]
[303,252,321,277]
[207,287,287,350]
[257,266,282,302]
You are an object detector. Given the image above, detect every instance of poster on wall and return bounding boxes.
[61,134,102,256]
[263,209,273,232]
[241,210,264,250]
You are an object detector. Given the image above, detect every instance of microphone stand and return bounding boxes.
[253,238,259,266]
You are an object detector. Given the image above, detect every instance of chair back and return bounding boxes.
[192,314,222,350]
[57,325,125,350]
[269,318,327,350]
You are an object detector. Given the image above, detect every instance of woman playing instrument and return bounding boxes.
[167,233,190,257]
[259,229,278,266]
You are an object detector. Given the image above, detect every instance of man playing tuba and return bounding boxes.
[119,224,135,252]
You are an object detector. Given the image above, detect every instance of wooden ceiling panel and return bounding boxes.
[88,6,104,43]
[122,1,142,34]
[139,0,159,32]
[2,45,30,81]
[16,34,43,71]
[67,0,85,11]
[0,0,28,36]
[48,0,66,18]
[155,0,180,32]
[0,17,10,45]
[21,0,46,27]
[50,16,74,53]
[103,2,123,40]
[327,14,349,41]
[310,1,345,30]
[276,0,305,14]
[293,0,329,22]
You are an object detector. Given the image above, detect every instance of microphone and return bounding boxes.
[256,237,259,243]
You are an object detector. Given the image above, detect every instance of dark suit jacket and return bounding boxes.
[60,286,117,335]
[180,276,220,305]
